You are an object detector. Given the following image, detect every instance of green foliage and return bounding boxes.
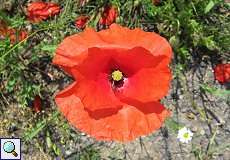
[46,131,61,156]
[200,84,230,99]
[142,0,227,63]
[0,38,11,53]
[23,111,59,141]
[78,145,101,160]
[0,0,77,106]
[205,0,216,14]
[165,118,182,133]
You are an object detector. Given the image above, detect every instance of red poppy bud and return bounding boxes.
[33,95,42,113]
[214,64,230,84]
[99,6,118,26]
[75,16,89,29]
[27,2,60,23]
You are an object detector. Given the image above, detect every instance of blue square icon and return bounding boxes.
[0,138,21,160]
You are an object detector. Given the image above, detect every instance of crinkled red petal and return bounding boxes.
[75,16,89,29]
[99,6,118,26]
[55,82,170,142]
[53,24,172,74]
[27,2,60,23]
[64,70,122,112]
[115,65,171,102]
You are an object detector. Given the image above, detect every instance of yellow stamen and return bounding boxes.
[183,133,189,139]
[111,70,123,81]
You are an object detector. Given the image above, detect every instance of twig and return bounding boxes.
[161,127,172,160]
[139,137,151,159]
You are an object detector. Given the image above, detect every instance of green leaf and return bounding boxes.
[201,36,217,50]
[46,132,53,149]
[200,84,230,98]
[205,0,215,14]
[24,119,47,141]
[165,118,182,133]
[169,36,180,48]
[41,44,57,53]
[52,144,61,156]
[6,78,17,92]
[23,111,59,141]
[178,47,190,61]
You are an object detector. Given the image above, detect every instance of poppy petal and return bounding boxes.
[55,85,170,142]
[214,64,230,84]
[116,65,171,102]
[75,16,89,29]
[27,2,47,12]
[53,28,105,69]
[53,24,172,70]
[0,24,27,44]
[112,47,170,76]
[27,2,60,23]
[33,95,42,113]
[58,71,122,112]
[99,24,172,62]
[68,47,164,77]
[99,6,118,26]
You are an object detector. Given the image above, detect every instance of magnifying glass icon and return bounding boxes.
[3,141,18,157]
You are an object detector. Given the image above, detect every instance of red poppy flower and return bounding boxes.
[33,95,42,113]
[75,16,89,29]
[0,21,27,43]
[99,6,118,26]
[53,24,172,142]
[6,28,27,43]
[27,2,60,23]
[214,64,230,84]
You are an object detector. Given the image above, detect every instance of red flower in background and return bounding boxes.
[53,24,172,142]
[6,28,27,43]
[0,20,27,43]
[99,6,118,26]
[214,64,230,84]
[27,1,60,23]
[75,16,89,29]
[153,0,161,5]
[33,95,42,113]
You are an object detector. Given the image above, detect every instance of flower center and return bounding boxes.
[183,133,189,139]
[111,70,123,81]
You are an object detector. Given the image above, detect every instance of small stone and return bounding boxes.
[200,129,205,135]
[8,124,17,133]
[81,132,86,136]
[191,126,198,132]
[65,150,72,155]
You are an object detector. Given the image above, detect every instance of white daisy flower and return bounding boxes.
[177,127,193,143]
